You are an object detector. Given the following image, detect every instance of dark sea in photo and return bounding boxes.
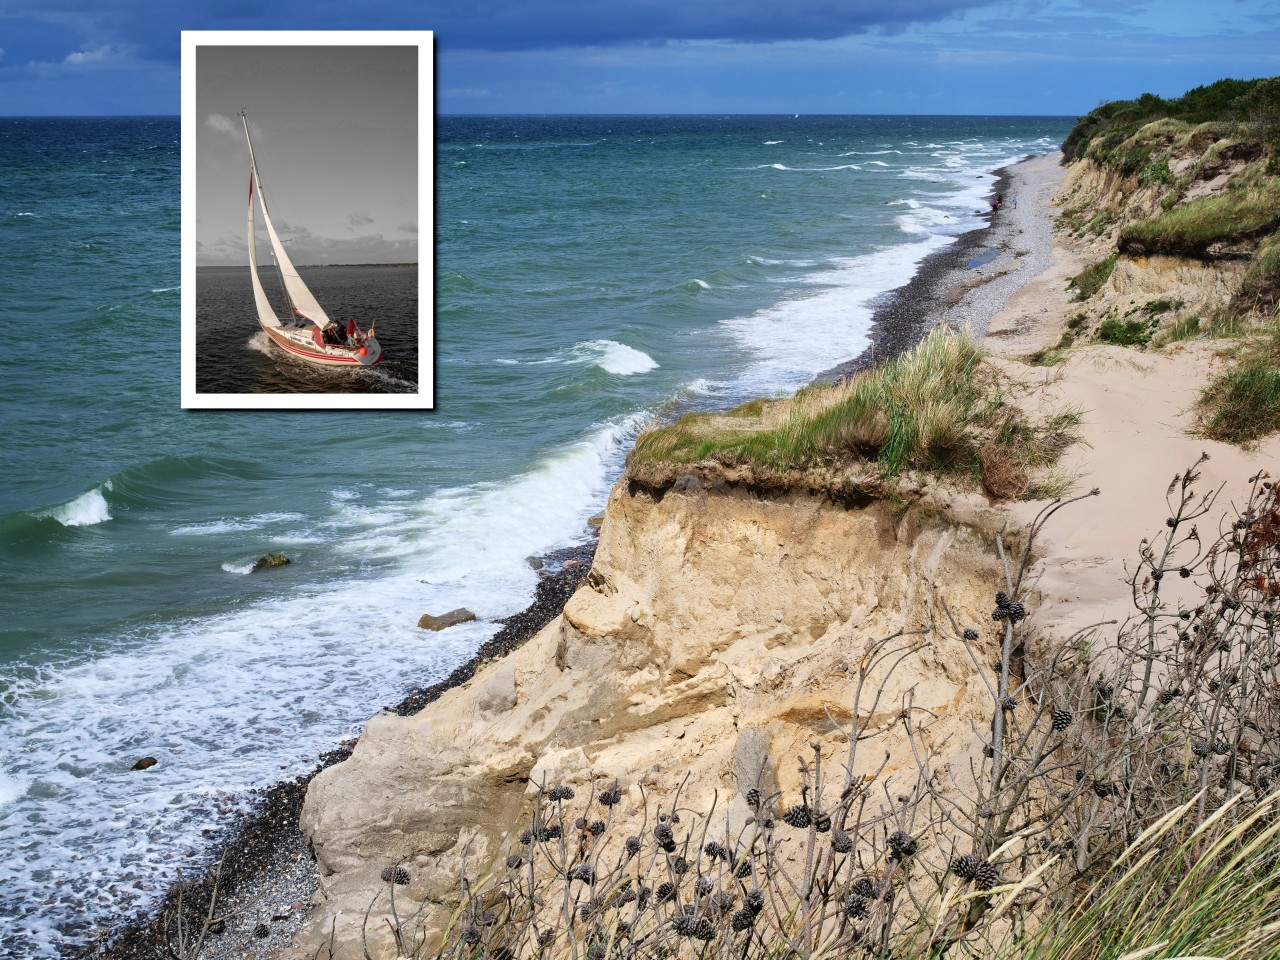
[195,264,419,394]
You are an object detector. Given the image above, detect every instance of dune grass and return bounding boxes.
[995,792,1280,960]
[628,327,1079,497]
[1066,253,1117,301]
[1199,322,1280,444]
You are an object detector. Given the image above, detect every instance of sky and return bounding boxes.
[194,43,419,266]
[0,0,1277,117]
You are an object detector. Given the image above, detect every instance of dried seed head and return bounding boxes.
[745,787,761,808]
[1051,709,1073,732]
[625,835,641,857]
[973,861,1000,890]
[831,829,854,854]
[887,830,917,858]
[844,893,869,919]
[950,854,979,880]
[380,865,410,885]
[547,785,574,802]
[963,628,980,642]
[745,889,765,912]
[782,804,812,828]
[598,783,622,807]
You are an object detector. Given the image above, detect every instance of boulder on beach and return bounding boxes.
[418,608,477,631]
[251,552,291,572]
[131,756,158,771]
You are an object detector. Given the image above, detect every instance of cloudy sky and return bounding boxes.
[0,0,1277,116]
[194,43,418,266]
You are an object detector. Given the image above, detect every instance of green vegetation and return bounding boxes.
[1063,76,1280,162]
[1096,315,1157,347]
[1065,253,1117,300]
[1119,167,1280,255]
[628,327,1078,498]
[1199,323,1280,443]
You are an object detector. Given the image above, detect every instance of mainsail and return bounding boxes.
[241,111,332,329]
[246,172,281,330]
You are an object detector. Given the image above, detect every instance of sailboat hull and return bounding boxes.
[260,323,383,367]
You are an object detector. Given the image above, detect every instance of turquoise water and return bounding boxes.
[0,114,1073,953]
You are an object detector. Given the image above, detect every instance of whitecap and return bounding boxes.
[689,278,711,290]
[46,486,112,527]
[172,520,259,536]
[568,340,658,376]
[763,140,784,145]
[220,561,255,575]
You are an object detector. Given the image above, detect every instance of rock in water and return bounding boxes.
[418,608,477,631]
[251,553,291,572]
[131,757,158,771]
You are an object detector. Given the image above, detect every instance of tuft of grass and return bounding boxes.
[1096,315,1158,347]
[629,328,1079,497]
[1199,323,1280,443]
[994,792,1280,960]
[1067,254,1118,301]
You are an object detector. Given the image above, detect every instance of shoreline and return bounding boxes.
[816,150,1063,382]
[87,152,1063,960]
[85,544,596,960]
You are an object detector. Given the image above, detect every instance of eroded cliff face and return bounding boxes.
[294,478,1006,958]
[1055,158,1252,319]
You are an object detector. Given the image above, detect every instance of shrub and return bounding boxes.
[1066,254,1118,301]
[1096,316,1157,347]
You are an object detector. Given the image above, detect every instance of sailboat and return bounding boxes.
[239,110,382,367]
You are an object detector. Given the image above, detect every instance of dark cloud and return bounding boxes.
[427,0,985,50]
[0,0,987,66]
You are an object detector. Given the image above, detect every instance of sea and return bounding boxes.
[0,113,1073,955]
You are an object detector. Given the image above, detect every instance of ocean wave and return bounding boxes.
[219,561,255,575]
[722,236,949,391]
[686,278,711,291]
[568,340,658,376]
[756,163,861,172]
[763,140,784,145]
[44,486,112,527]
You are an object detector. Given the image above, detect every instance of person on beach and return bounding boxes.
[991,193,1003,212]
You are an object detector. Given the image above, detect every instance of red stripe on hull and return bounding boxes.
[261,324,380,367]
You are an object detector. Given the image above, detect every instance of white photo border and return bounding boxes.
[179,30,434,410]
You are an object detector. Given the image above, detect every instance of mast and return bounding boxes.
[239,110,332,329]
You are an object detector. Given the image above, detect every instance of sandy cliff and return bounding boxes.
[296,478,1009,957]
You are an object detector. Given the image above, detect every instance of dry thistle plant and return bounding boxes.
[371,459,1278,960]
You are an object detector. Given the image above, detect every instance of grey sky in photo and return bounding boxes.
[195,44,418,266]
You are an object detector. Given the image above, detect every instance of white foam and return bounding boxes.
[220,561,254,575]
[757,163,861,172]
[172,520,259,536]
[46,486,112,527]
[0,771,30,807]
[689,278,711,290]
[763,140,784,145]
[723,236,949,390]
[569,340,658,376]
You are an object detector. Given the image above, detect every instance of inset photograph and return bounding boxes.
[181,32,433,408]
